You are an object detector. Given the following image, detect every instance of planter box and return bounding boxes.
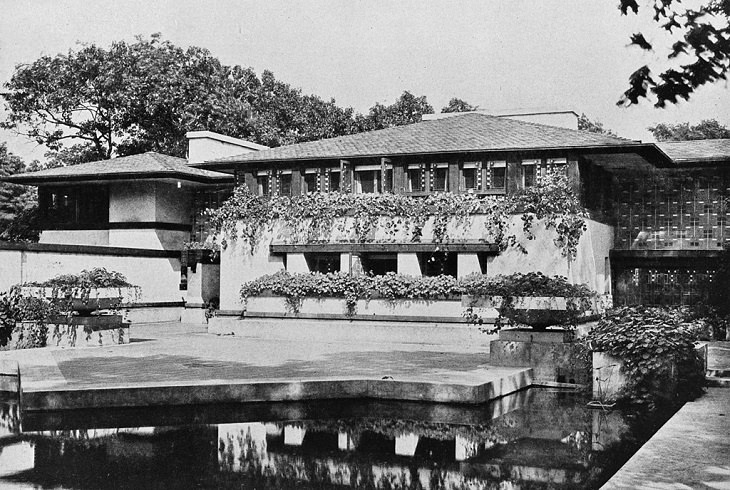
[244,296,475,323]
[13,317,129,349]
[20,286,138,313]
[463,295,599,329]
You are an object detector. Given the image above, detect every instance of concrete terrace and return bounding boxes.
[1,322,532,410]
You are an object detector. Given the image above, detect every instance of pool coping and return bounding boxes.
[20,368,534,411]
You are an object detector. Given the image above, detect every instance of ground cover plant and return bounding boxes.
[208,172,588,262]
[240,270,595,326]
[584,306,705,410]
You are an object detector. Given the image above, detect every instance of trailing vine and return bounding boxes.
[240,270,594,324]
[207,173,587,261]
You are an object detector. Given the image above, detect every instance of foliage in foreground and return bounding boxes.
[585,306,705,409]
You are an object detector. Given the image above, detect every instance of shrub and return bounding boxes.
[585,306,705,409]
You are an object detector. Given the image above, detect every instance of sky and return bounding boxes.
[1,0,728,163]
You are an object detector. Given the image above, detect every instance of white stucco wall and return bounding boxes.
[109,182,156,223]
[0,249,182,303]
[216,215,614,311]
[40,230,110,246]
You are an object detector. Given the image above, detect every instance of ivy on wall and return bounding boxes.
[207,173,588,261]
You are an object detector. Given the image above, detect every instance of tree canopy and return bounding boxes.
[617,0,730,108]
[1,35,358,162]
[0,143,39,241]
[354,91,435,131]
[577,113,617,136]
[2,36,443,166]
[441,98,478,113]
[648,118,730,140]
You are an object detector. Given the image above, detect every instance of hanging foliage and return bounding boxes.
[208,172,588,261]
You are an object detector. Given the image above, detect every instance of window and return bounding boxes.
[522,160,538,187]
[418,251,457,277]
[303,169,319,194]
[354,163,392,194]
[40,186,109,228]
[489,161,506,190]
[355,168,380,193]
[305,253,340,273]
[407,165,424,192]
[328,169,341,192]
[431,163,448,192]
[547,158,567,177]
[256,171,270,196]
[360,253,397,275]
[462,162,479,192]
[278,171,292,196]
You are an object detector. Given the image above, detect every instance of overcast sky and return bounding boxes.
[1,0,728,162]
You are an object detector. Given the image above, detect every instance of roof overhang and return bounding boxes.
[194,142,673,170]
[2,171,234,186]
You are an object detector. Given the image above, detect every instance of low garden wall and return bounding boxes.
[0,242,183,322]
[242,296,488,323]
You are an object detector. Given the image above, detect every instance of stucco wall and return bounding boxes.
[155,182,192,224]
[109,182,156,223]
[39,230,110,246]
[0,248,182,303]
[217,215,614,311]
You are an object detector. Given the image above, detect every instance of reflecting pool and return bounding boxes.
[0,388,673,489]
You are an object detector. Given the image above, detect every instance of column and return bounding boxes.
[397,253,421,276]
[457,253,482,278]
[286,253,309,273]
[395,433,419,457]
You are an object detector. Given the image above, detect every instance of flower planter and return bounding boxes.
[13,316,130,349]
[20,286,138,313]
[244,295,469,322]
[462,295,598,330]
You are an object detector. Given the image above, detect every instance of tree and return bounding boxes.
[617,0,730,108]
[648,119,730,141]
[441,98,478,113]
[577,113,617,136]
[0,143,39,241]
[1,35,358,164]
[355,91,434,131]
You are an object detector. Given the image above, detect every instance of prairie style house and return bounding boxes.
[4,112,729,314]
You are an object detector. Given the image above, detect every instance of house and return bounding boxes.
[3,112,729,321]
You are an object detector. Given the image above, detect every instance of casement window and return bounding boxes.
[431,163,449,192]
[360,253,397,275]
[487,161,506,190]
[256,170,270,196]
[327,168,341,192]
[354,163,393,194]
[278,170,292,196]
[418,251,457,277]
[305,253,341,273]
[40,186,109,227]
[522,159,539,187]
[303,168,319,194]
[407,164,425,192]
[462,162,479,192]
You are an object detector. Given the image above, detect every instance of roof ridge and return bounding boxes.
[492,112,637,143]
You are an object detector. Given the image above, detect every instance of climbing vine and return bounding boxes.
[207,173,587,261]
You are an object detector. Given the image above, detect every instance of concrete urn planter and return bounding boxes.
[462,295,598,330]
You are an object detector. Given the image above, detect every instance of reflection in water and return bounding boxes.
[0,389,670,489]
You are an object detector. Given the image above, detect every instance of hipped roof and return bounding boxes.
[3,152,233,185]
[199,112,663,166]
